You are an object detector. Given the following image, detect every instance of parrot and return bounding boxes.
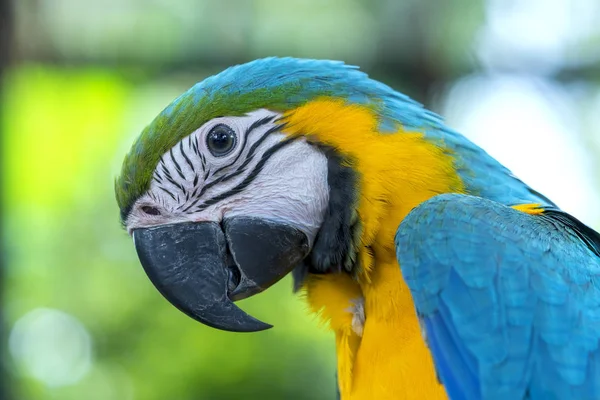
[115,57,600,400]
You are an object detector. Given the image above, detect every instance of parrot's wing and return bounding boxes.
[395,193,600,400]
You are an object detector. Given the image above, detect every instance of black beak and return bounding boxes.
[132,217,309,332]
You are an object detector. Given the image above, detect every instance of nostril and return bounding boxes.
[141,206,161,216]
[227,265,241,293]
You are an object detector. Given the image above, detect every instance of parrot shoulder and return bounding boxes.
[395,193,600,399]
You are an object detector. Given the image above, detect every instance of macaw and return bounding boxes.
[115,57,600,399]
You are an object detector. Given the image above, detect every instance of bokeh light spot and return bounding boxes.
[9,308,93,387]
[441,74,600,225]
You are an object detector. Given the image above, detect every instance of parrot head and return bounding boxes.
[115,57,440,332]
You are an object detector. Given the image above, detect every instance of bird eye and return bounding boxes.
[141,206,161,216]
[206,124,237,157]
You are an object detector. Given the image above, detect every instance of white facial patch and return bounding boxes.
[126,110,329,244]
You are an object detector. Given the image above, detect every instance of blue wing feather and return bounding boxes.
[425,312,479,400]
[395,194,600,400]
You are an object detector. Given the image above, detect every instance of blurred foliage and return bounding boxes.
[2,0,600,399]
[1,68,335,399]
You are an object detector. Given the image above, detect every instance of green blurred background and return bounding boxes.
[0,1,599,399]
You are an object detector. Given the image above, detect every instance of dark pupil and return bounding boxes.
[208,126,235,156]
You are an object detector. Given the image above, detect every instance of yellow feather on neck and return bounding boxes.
[283,99,464,399]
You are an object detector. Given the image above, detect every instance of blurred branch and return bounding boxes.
[0,0,12,396]
[555,63,600,83]
[11,51,600,108]
[10,53,465,107]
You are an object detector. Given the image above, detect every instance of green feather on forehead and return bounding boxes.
[115,57,436,222]
[115,83,308,221]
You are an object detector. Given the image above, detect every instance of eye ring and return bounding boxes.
[206,124,237,157]
[141,206,161,216]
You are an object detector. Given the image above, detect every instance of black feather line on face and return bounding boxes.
[291,144,360,292]
[180,141,195,172]
[181,196,201,212]
[218,167,246,185]
[164,174,185,192]
[195,174,226,200]
[184,122,283,209]
[159,156,173,181]
[159,186,177,201]
[195,136,298,211]
[210,123,283,186]
[213,115,275,175]
[176,119,282,212]
[169,148,186,180]
[246,124,283,160]
[134,116,284,220]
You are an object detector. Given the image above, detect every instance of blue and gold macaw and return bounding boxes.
[115,58,600,399]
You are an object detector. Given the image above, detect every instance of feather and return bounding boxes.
[396,194,600,399]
